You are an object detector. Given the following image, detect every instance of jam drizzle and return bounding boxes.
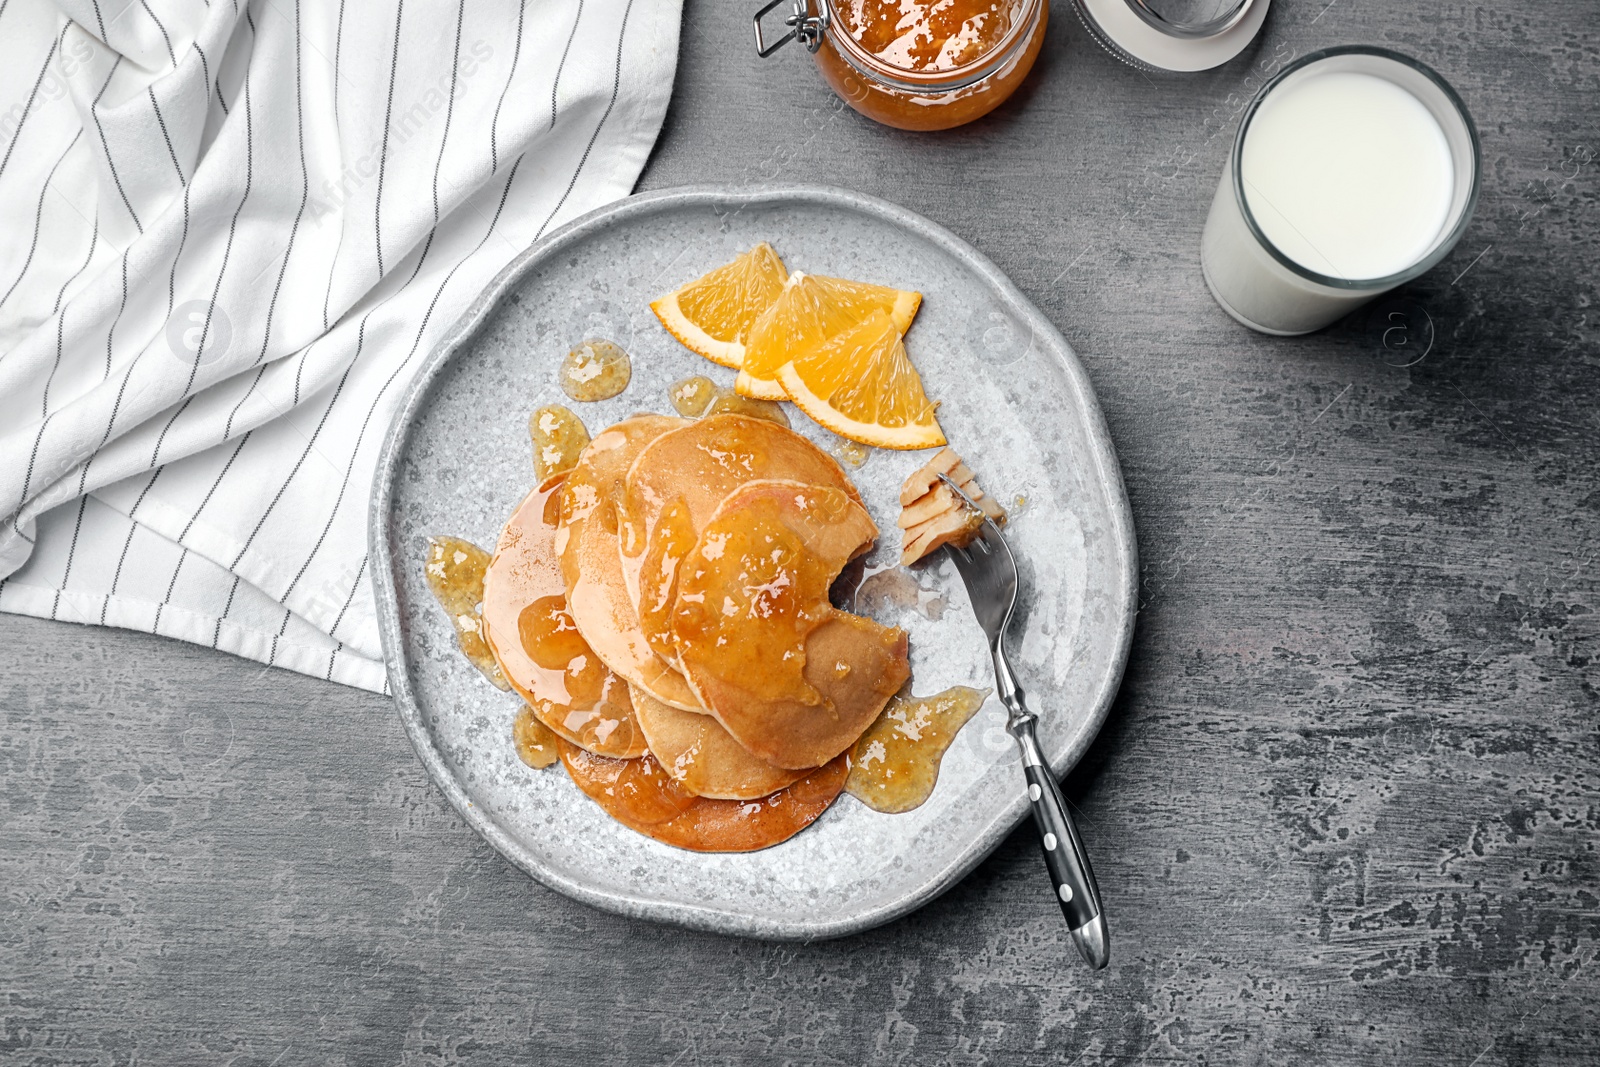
[530,405,591,483]
[846,685,989,813]
[423,536,510,690]
[561,339,632,402]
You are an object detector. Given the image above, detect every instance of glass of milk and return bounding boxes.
[1201,46,1480,335]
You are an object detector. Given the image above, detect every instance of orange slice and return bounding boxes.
[649,243,789,369]
[735,273,921,400]
[777,308,946,450]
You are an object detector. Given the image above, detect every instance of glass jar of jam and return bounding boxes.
[755,0,1049,131]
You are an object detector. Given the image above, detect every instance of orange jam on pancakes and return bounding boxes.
[637,498,698,666]
[619,414,860,661]
[481,477,646,759]
[672,480,910,770]
[558,737,849,853]
[557,415,702,711]
[674,484,865,708]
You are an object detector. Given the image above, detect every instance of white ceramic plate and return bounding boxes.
[370,185,1137,939]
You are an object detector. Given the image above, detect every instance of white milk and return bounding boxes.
[1200,51,1476,335]
[1240,71,1454,281]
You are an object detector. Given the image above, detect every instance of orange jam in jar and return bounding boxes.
[756,0,1048,131]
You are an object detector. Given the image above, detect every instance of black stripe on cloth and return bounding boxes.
[0,130,82,314]
[283,159,526,601]
[9,512,34,545]
[44,310,68,416]
[252,0,309,368]
[223,367,266,439]
[89,0,108,41]
[51,495,89,619]
[228,365,352,569]
[166,182,194,383]
[176,428,253,543]
[212,573,241,647]
[213,4,258,117]
[18,218,100,507]
[434,0,465,223]
[325,640,341,679]
[145,347,270,602]
[17,414,50,515]
[321,0,350,332]
[138,0,177,67]
[105,467,163,607]
[152,547,189,632]
[331,0,347,118]
[49,216,98,320]
[105,254,124,378]
[292,329,324,406]
[148,87,186,184]
[88,56,143,234]
[534,0,636,240]
[0,31,63,182]
[489,0,529,174]
[395,0,466,290]
[149,357,264,631]
[328,553,365,638]
[292,340,310,405]
[191,75,254,373]
[267,605,291,666]
[194,39,213,105]
[398,0,467,288]
[551,0,584,129]
[372,0,406,278]
[146,394,197,469]
[75,251,132,496]
[279,316,365,600]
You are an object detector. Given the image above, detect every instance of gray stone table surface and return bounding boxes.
[3,1,1597,1063]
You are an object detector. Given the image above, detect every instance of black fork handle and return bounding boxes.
[1017,718,1110,969]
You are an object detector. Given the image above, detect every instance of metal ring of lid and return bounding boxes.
[1072,0,1270,72]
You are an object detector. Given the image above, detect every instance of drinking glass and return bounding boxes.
[1200,46,1481,335]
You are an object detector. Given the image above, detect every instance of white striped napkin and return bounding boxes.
[0,0,683,692]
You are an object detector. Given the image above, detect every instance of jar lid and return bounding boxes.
[1070,0,1271,72]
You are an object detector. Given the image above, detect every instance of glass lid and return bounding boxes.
[1071,0,1270,72]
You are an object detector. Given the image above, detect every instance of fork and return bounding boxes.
[939,474,1110,969]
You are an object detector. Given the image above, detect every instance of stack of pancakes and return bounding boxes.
[481,413,911,851]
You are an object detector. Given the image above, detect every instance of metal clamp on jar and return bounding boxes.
[753,0,1051,131]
